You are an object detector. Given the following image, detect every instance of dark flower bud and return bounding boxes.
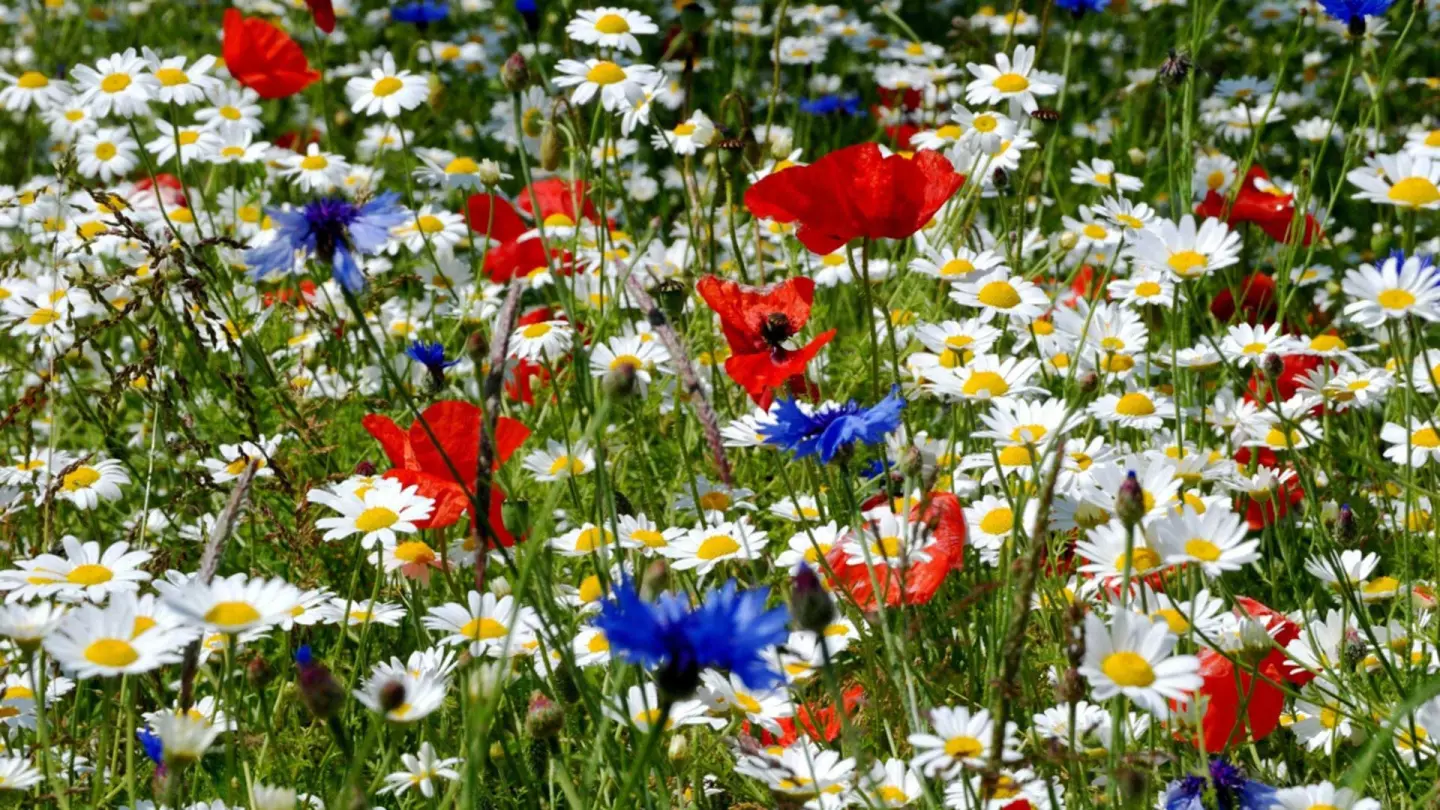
[295,645,346,721]
[1262,353,1285,381]
[1347,15,1366,39]
[354,460,376,477]
[1159,49,1191,86]
[467,330,489,365]
[379,679,408,713]
[1335,503,1357,546]
[603,359,640,399]
[680,1,706,33]
[1078,372,1100,395]
[792,563,836,634]
[651,278,687,323]
[247,654,274,688]
[1116,470,1146,528]
[525,691,565,739]
[900,445,926,479]
[501,52,530,92]
[992,167,1009,189]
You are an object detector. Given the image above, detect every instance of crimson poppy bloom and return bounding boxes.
[222,10,321,99]
[824,493,967,610]
[747,685,865,747]
[1244,354,1324,405]
[515,178,599,227]
[1211,272,1278,326]
[1232,448,1305,530]
[1195,166,1322,246]
[362,401,529,545]
[696,275,835,407]
[744,142,964,254]
[467,193,576,283]
[305,0,336,32]
[1183,597,1306,751]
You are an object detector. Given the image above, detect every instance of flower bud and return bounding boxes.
[501,52,530,92]
[354,460,376,477]
[1335,502,1357,546]
[1158,49,1191,86]
[247,654,274,689]
[791,563,835,634]
[603,358,640,399]
[667,732,689,761]
[640,559,670,601]
[502,499,530,537]
[900,445,926,479]
[525,691,565,739]
[295,645,345,721]
[1126,147,1147,167]
[1116,470,1146,528]
[1262,353,1285,381]
[477,158,505,187]
[539,123,563,172]
[378,679,408,713]
[1057,230,1079,251]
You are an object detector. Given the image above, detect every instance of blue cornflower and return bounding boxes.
[799,94,862,116]
[1388,249,1436,274]
[515,0,539,30]
[406,340,460,389]
[594,578,789,697]
[1319,0,1393,30]
[243,193,408,293]
[761,385,906,464]
[1162,759,1276,810]
[391,0,448,25]
[137,728,164,768]
[1055,0,1110,13]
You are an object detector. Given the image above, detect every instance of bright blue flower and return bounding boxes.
[391,0,448,25]
[1388,249,1435,274]
[799,94,862,116]
[244,193,408,293]
[594,578,789,696]
[137,728,164,767]
[514,0,537,11]
[762,385,906,464]
[1319,0,1393,25]
[1056,0,1110,12]
[1162,759,1276,810]
[407,340,460,387]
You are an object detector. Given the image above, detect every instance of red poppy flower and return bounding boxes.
[272,129,324,152]
[466,193,575,283]
[516,178,600,227]
[747,685,865,747]
[134,173,186,207]
[1210,272,1278,326]
[1183,597,1305,751]
[1195,165,1322,246]
[304,0,336,32]
[222,9,321,99]
[744,142,964,254]
[824,493,967,610]
[1232,447,1305,530]
[362,401,529,545]
[696,275,834,407]
[884,123,920,151]
[1244,354,1324,405]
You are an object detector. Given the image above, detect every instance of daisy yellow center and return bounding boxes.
[1134,281,1163,298]
[1115,392,1155,416]
[573,527,613,551]
[372,76,405,97]
[84,638,138,668]
[17,71,48,89]
[578,574,604,603]
[1167,250,1207,276]
[876,785,909,803]
[1118,214,1145,229]
[94,142,117,160]
[65,109,85,122]
[1101,336,1127,352]
[100,73,132,93]
[939,258,974,277]
[393,541,435,564]
[610,353,643,371]
[204,601,261,627]
[631,528,666,548]
[944,735,984,758]
[1363,576,1399,595]
[1412,428,1440,448]
[1083,224,1108,240]
[992,72,1029,93]
[673,122,696,136]
[4,686,33,700]
[1118,547,1162,572]
[997,445,1032,467]
[547,456,586,476]
[178,130,199,145]
[635,708,665,727]
[594,13,631,33]
[1387,177,1440,208]
[300,154,328,170]
[979,507,1013,535]
[963,371,1009,397]
[696,535,740,560]
[873,535,903,557]
[416,214,446,233]
[221,146,245,158]
[522,323,552,338]
[1184,538,1222,562]
[1241,341,1268,355]
[1101,651,1155,687]
[445,157,478,175]
[67,564,113,586]
[220,105,242,120]
[1152,608,1190,633]
[698,491,731,511]
[1377,288,1417,310]
[155,68,189,86]
[977,280,1021,309]
[585,61,627,85]
[1310,334,1345,351]
[587,632,610,653]
[62,466,101,491]
[355,506,400,532]
[461,617,508,639]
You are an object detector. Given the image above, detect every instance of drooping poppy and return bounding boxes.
[744,142,964,254]
[222,9,321,99]
[824,493,967,610]
[362,401,530,546]
[304,0,336,32]
[696,275,835,407]
[1182,597,1306,751]
[1195,165,1323,246]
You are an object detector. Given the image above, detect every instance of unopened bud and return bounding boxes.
[1116,470,1146,528]
[1126,147,1147,167]
[525,691,565,739]
[602,358,640,398]
[501,52,530,92]
[1335,503,1357,546]
[1262,353,1285,381]
[501,499,530,537]
[539,123,563,172]
[640,559,670,601]
[477,158,505,187]
[1078,372,1100,394]
[769,130,793,158]
[295,646,345,721]
[900,445,926,479]
[1057,231,1079,251]
[1158,49,1191,86]
[792,563,836,634]
[651,278,687,323]
[668,732,689,761]
[247,654,274,689]
[378,679,407,713]
[354,460,376,477]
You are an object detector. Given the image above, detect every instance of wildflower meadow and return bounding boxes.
[2,0,1440,808]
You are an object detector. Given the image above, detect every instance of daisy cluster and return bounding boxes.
[0,0,1439,809]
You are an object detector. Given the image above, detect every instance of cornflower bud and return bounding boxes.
[295,645,345,721]
[378,679,407,713]
[792,563,836,634]
[525,691,565,739]
[501,52,530,92]
[1335,502,1358,546]
[1116,470,1146,529]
